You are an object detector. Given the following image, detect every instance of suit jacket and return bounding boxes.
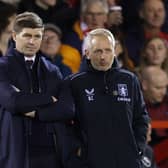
[0,48,76,168]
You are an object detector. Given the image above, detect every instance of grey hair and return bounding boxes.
[83,28,115,51]
[81,0,109,15]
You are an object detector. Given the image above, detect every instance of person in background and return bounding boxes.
[60,0,108,73]
[142,123,159,168]
[0,1,16,57]
[17,0,79,35]
[125,0,168,66]
[0,0,20,5]
[67,28,149,168]
[40,23,72,78]
[113,30,135,71]
[140,66,168,168]
[135,36,168,77]
[0,12,77,168]
[106,0,123,30]
[140,66,168,144]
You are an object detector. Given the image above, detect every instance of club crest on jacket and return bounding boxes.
[118,84,128,97]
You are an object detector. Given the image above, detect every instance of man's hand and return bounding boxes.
[24,111,36,118]
[108,10,123,27]
[51,96,58,103]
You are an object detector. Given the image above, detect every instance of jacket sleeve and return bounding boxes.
[37,78,75,121]
[132,75,150,154]
[0,59,53,114]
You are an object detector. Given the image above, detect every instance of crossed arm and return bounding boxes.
[0,60,74,121]
[12,85,57,117]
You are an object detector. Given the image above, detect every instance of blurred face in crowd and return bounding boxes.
[0,14,16,55]
[84,2,107,29]
[140,0,166,28]
[143,38,167,66]
[142,68,168,103]
[0,14,16,45]
[13,28,43,57]
[85,35,115,71]
[40,30,61,58]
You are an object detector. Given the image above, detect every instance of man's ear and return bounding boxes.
[85,49,90,60]
[12,31,17,42]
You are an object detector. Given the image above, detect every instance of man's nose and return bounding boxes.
[29,38,35,43]
[100,53,105,59]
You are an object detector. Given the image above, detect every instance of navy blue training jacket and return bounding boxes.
[69,60,150,168]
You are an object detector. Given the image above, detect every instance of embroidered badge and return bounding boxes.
[117,84,131,102]
[85,88,95,101]
[118,84,128,97]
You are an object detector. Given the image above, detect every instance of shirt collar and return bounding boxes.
[24,55,36,62]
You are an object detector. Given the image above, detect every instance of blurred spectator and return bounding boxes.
[125,0,168,66]
[80,0,108,30]
[17,0,79,34]
[107,5,123,29]
[139,0,167,39]
[121,0,168,33]
[106,0,123,30]
[140,66,168,144]
[135,37,168,77]
[141,123,159,168]
[40,23,72,77]
[60,0,108,73]
[0,1,16,57]
[0,0,20,5]
[140,66,168,168]
[113,31,135,71]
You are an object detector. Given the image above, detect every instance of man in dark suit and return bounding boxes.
[0,12,76,168]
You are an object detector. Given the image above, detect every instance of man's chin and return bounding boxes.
[24,52,36,57]
[98,67,111,71]
[154,98,163,104]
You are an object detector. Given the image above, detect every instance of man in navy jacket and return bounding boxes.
[68,28,150,168]
[0,12,76,168]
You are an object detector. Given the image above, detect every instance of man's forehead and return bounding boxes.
[19,27,43,34]
[150,75,168,85]
[91,35,113,45]
[144,0,164,8]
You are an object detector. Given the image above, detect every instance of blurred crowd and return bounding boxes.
[0,0,168,167]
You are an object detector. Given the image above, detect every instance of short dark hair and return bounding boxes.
[0,1,16,36]
[13,12,44,33]
[44,23,62,40]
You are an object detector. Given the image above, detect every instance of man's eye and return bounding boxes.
[105,49,112,53]
[23,34,32,38]
[35,35,42,39]
[94,49,103,55]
